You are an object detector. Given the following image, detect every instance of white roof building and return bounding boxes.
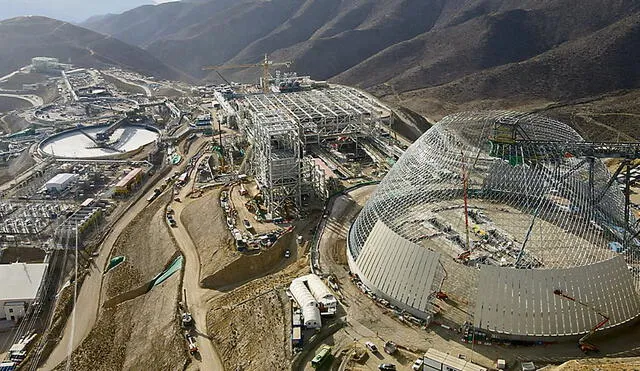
[302,274,337,314]
[45,173,78,192]
[289,278,321,328]
[0,263,47,302]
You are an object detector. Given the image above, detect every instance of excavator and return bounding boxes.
[553,289,609,353]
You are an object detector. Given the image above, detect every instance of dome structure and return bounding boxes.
[347,111,640,340]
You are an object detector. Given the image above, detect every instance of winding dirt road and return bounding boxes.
[168,152,224,371]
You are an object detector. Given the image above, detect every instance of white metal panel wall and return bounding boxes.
[355,220,442,315]
[474,255,640,337]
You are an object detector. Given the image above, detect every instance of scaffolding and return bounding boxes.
[239,87,391,213]
[251,110,302,214]
[241,87,390,144]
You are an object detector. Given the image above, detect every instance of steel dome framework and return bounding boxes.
[347,111,640,340]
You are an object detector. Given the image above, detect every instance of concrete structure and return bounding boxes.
[114,168,143,195]
[45,173,78,192]
[348,111,640,341]
[289,277,321,329]
[0,263,47,321]
[39,124,159,159]
[300,274,338,315]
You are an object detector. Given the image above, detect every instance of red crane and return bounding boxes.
[553,289,609,353]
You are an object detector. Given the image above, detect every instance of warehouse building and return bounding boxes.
[45,173,78,193]
[302,274,337,315]
[0,263,47,321]
[114,168,144,195]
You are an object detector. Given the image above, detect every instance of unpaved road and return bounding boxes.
[41,183,161,370]
[167,150,225,371]
[42,138,209,370]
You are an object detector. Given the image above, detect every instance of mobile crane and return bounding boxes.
[553,289,609,353]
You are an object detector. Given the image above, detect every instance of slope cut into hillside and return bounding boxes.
[0,16,190,81]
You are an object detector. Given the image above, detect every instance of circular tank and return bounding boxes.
[39,124,160,159]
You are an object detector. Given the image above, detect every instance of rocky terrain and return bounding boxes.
[0,16,188,81]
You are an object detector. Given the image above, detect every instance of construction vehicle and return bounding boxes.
[179,289,194,329]
[311,345,332,368]
[202,54,292,93]
[184,330,198,354]
[553,289,609,352]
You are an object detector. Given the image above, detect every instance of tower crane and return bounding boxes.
[202,54,292,93]
[553,289,609,353]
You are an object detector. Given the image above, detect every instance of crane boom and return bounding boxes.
[202,54,292,93]
[553,289,609,352]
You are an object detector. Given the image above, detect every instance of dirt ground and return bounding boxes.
[546,357,640,370]
[0,112,30,134]
[0,246,46,263]
[0,96,31,113]
[0,149,35,185]
[180,188,237,283]
[207,258,309,371]
[105,192,179,297]
[54,275,185,371]
[52,191,188,370]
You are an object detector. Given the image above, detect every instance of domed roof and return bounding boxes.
[349,111,629,270]
[347,111,640,339]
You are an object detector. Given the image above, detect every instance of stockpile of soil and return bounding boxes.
[105,192,177,297]
[55,277,185,371]
[55,191,187,370]
[180,189,237,282]
[207,259,309,371]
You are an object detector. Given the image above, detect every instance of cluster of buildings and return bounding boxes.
[289,274,337,330]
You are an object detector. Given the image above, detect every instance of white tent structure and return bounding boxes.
[289,278,321,329]
[303,274,337,315]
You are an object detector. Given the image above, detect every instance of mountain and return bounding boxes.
[82,0,640,130]
[0,16,189,81]
[0,0,154,23]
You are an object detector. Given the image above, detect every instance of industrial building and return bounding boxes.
[289,278,321,329]
[44,173,78,193]
[0,263,47,321]
[236,86,391,212]
[56,204,104,247]
[288,274,337,329]
[348,111,640,341]
[422,348,487,371]
[114,168,144,195]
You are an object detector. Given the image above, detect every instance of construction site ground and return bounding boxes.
[180,188,238,285]
[315,185,640,370]
[41,139,211,370]
[169,147,320,371]
[207,258,309,371]
[47,190,187,370]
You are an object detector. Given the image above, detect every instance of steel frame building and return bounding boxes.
[238,87,391,213]
[348,111,640,341]
[250,110,302,213]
